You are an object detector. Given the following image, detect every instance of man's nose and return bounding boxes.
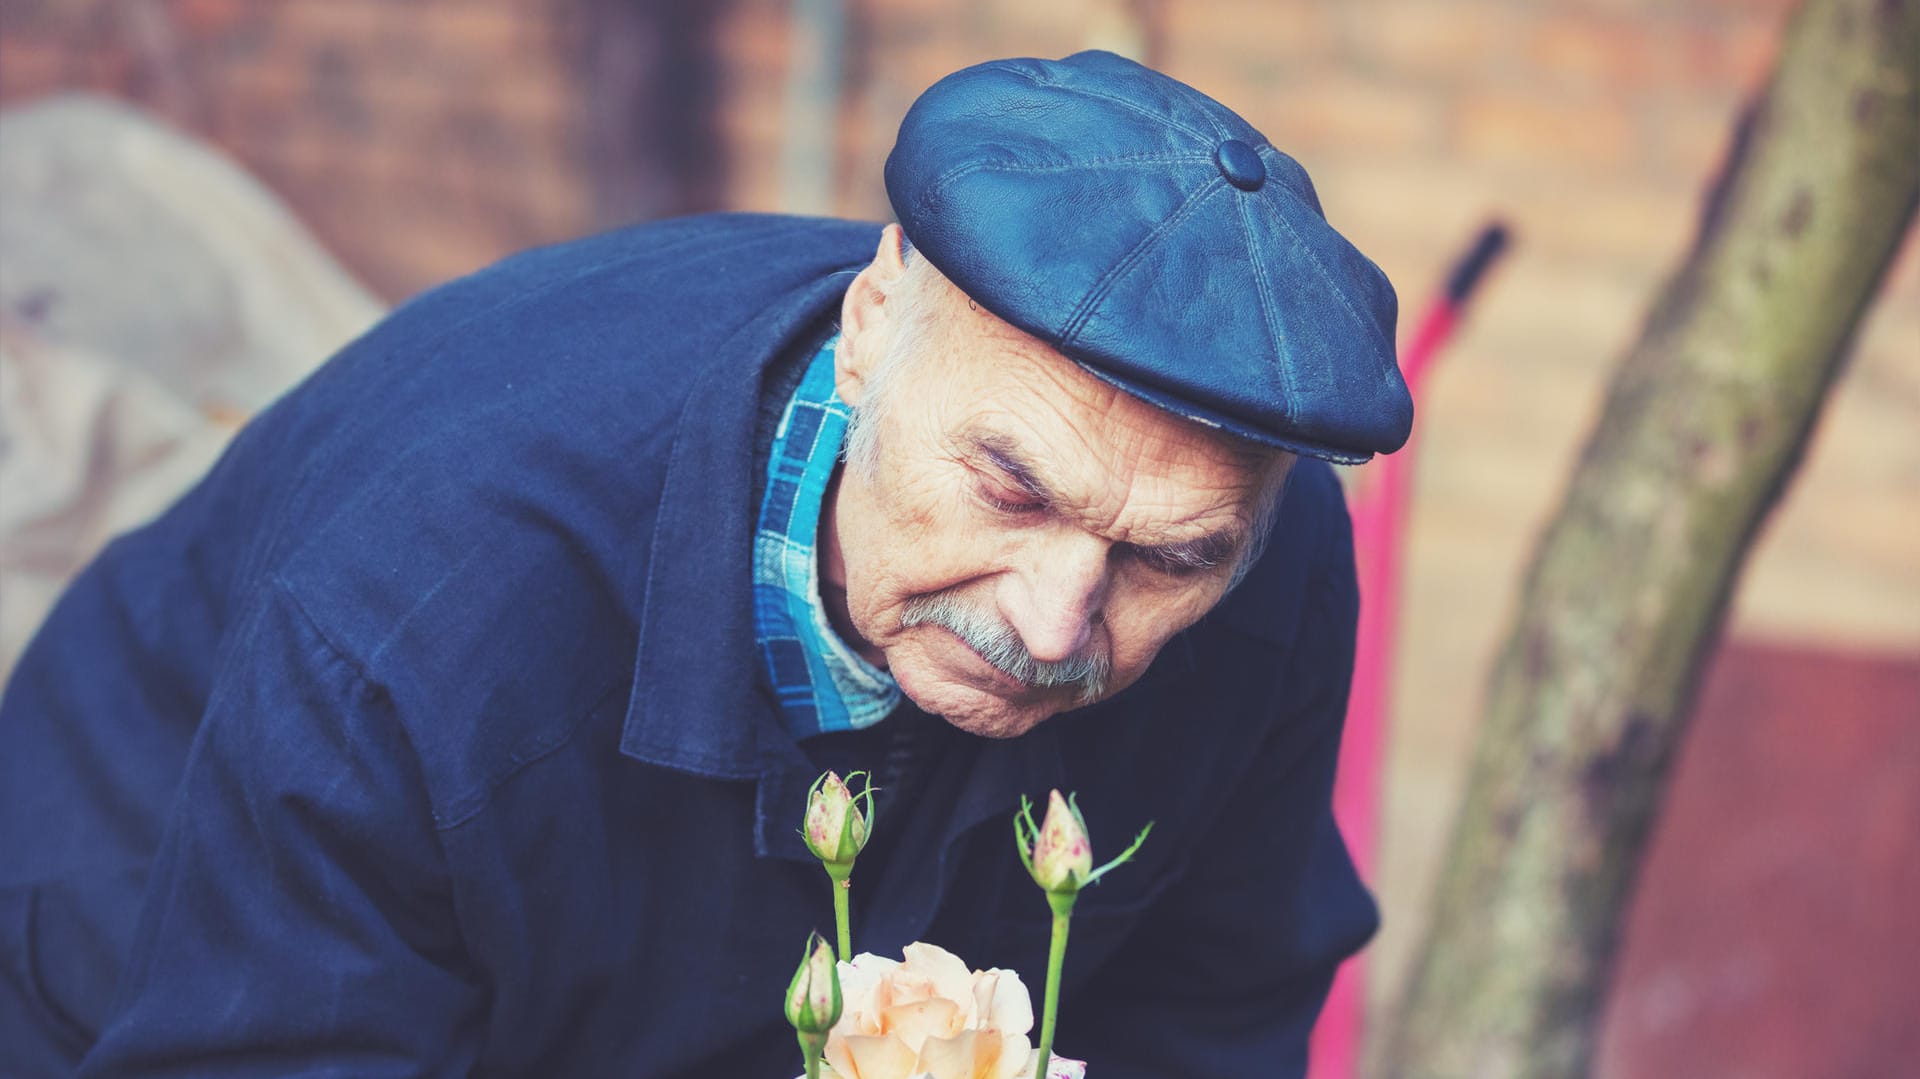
[1003,534,1110,664]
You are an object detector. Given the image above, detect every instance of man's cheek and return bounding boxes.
[882,510,993,596]
[874,461,957,532]
[1105,608,1190,681]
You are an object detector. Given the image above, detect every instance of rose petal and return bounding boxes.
[886,966,935,1010]
[989,1036,1035,1079]
[965,970,999,1032]
[824,1035,858,1077]
[1047,1055,1087,1079]
[976,967,1034,1037]
[824,943,1047,1079]
[880,995,962,1050]
[917,1030,996,1079]
[838,1033,922,1079]
[901,942,979,1018]
[838,954,901,1034]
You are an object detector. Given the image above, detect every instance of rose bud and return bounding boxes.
[1029,790,1094,893]
[803,770,872,867]
[804,771,876,961]
[802,767,879,860]
[785,931,842,1035]
[1013,790,1153,1079]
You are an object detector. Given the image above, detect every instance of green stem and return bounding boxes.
[825,861,854,962]
[1034,890,1076,1079]
[798,1030,825,1079]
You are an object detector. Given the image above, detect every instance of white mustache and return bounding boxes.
[899,592,1111,704]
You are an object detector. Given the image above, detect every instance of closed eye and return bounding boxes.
[1119,526,1243,576]
[1118,543,1218,577]
[974,478,1046,516]
[966,434,1055,516]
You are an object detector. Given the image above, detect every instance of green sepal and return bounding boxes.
[797,1029,828,1079]
[1081,820,1154,888]
[785,930,843,1034]
[1015,790,1154,896]
[1013,794,1039,878]
[838,770,876,863]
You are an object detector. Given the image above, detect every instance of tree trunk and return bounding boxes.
[1373,0,1919,1075]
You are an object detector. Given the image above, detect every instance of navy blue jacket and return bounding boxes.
[0,213,1377,1077]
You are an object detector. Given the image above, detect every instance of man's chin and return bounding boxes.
[931,701,1053,740]
[892,666,1059,739]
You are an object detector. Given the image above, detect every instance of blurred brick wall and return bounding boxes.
[0,0,595,298]
[0,0,721,300]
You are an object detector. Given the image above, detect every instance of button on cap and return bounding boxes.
[1214,139,1265,191]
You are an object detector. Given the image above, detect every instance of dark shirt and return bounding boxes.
[0,213,1377,1077]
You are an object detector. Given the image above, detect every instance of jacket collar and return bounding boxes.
[619,265,857,783]
[615,226,1071,869]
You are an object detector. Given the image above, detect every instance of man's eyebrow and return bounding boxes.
[966,432,1056,502]
[1131,529,1245,570]
[966,430,1247,568]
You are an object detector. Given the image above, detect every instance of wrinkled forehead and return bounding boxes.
[890,258,1287,510]
[933,324,1281,520]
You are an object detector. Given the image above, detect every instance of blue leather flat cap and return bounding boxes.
[885,50,1413,463]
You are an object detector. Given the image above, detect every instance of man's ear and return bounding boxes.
[836,224,909,409]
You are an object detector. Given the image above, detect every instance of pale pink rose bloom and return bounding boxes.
[798,942,1084,1079]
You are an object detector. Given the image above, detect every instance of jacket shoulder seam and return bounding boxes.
[271,574,627,832]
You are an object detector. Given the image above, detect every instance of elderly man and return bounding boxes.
[0,52,1409,1076]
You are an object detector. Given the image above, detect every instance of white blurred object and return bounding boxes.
[0,325,236,678]
[0,93,384,681]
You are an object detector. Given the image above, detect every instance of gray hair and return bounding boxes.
[840,246,944,480]
[898,590,1113,705]
[1229,456,1293,592]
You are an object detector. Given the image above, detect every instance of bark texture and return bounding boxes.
[1373,0,1920,1075]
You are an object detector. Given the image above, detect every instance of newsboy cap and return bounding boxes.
[885,50,1413,464]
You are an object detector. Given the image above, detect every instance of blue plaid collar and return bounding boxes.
[752,334,901,738]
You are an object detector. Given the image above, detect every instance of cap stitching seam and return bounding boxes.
[1192,96,1233,142]
[1060,176,1226,344]
[910,160,984,213]
[961,151,1215,173]
[1257,193,1391,362]
[996,62,1217,148]
[1235,187,1297,427]
[1056,84,1215,146]
[1059,175,1228,346]
[910,151,1214,219]
[1253,144,1326,217]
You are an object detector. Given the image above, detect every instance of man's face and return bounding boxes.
[825,236,1288,739]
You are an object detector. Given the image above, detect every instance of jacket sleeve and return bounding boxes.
[78,581,485,1078]
[1065,534,1378,1077]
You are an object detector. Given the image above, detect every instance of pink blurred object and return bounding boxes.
[1307,224,1509,1079]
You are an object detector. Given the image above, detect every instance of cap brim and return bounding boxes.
[1073,362,1376,466]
